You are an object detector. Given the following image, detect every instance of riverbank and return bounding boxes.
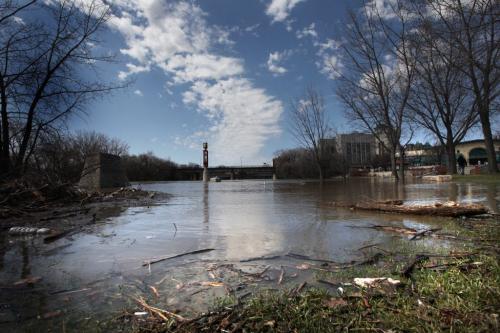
[118,215,499,333]
[0,181,169,235]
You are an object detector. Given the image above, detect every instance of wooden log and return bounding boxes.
[349,201,488,217]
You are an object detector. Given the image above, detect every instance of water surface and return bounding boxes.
[1,178,498,331]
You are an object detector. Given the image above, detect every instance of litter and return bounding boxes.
[353,277,401,288]
[8,227,51,235]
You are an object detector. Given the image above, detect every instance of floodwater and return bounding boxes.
[0,178,498,331]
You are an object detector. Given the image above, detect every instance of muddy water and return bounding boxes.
[0,179,498,331]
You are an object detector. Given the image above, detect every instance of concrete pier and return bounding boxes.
[79,153,129,190]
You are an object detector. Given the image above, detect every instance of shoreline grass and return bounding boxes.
[452,174,500,184]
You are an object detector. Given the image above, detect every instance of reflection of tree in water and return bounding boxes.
[0,233,5,271]
[21,241,31,279]
[486,183,498,214]
[448,183,459,202]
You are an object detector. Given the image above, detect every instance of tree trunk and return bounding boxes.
[478,106,498,173]
[446,143,457,175]
[0,82,10,177]
[399,146,405,182]
[15,94,40,174]
[390,148,399,180]
[318,162,324,184]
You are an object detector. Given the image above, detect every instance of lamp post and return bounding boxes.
[203,142,208,182]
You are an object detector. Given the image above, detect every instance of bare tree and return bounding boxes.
[289,87,329,182]
[407,14,478,174]
[0,0,36,25]
[424,0,499,173]
[71,130,129,162]
[0,0,38,176]
[0,0,122,178]
[30,130,129,183]
[335,0,416,180]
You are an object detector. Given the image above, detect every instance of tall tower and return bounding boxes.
[202,142,209,182]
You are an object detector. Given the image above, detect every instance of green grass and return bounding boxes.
[452,174,500,183]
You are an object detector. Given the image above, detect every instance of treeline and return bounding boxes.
[0,1,120,180]
[25,131,180,184]
[123,154,178,182]
[273,148,350,179]
[0,2,187,184]
[333,0,499,176]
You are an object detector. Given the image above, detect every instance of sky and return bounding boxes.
[62,0,485,167]
[64,0,369,166]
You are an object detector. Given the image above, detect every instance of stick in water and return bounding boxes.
[143,248,215,266]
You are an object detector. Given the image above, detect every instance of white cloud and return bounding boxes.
[12,16,25,24]
[364,0,398,20]
[183,78,282,164]
[109,1,214,74]
[266,0,305,23]
[267,51,289,76]
[108,0,283,164]
[296,23,317,39]
[314,38,343,79]
[315,38,340,52]
[317,54,342,79]
[245,23,260,33]
[161,54,244,83]
[118,63,150,80]
[134,89,143,96]
[363,0,421,21]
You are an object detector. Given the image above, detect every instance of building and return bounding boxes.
[335,132,376,167]
[455,139,500,166]
[404,143,443,166]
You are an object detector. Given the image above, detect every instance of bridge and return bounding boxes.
[176,165,275,180]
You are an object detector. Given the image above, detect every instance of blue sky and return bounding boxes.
[67,0,368,166]
[65,0,491,167]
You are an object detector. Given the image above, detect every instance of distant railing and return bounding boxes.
[178,165,273,170]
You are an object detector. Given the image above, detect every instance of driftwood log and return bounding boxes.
[337,200,488,217]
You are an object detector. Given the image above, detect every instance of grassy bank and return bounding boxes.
[452,174,500,184]
[116,216,499,333]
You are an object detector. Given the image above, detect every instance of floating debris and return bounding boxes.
[8,227,51,235]
[334,200,488,217]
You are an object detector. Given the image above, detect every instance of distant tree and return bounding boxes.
[289,87,329,183]
[31,131,129,183]
[421,0,499,173]
[0,0,122,178]
[407,10,478,174]
[122,152,178,181]
[273,148,319,179]
[335,0,416,180]
[71,131,129,163]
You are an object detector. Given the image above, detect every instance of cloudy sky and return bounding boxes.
[71,0,365,166]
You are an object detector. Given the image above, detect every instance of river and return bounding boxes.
[0,178,498,331]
